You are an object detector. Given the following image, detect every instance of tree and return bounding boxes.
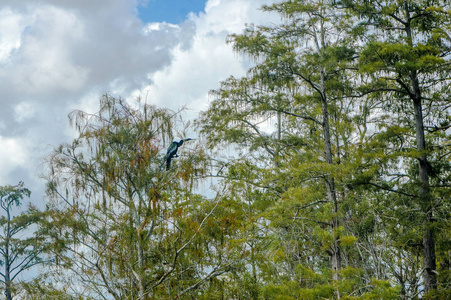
[0,182,46,300]
[43,95,236,299]
[197,0,392,298]
[340,0,451,295]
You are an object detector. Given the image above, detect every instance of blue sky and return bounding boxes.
[138,0,208,23]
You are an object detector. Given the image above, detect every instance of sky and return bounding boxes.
[0,0,280,205]
[139,0,208,23]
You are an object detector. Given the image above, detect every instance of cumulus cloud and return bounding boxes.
[0,0,277,198]
[0,136,31,186]
[137,0,279,117]
[0,8,26,62]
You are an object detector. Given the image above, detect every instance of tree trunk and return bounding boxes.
[5,276,12,300]
[320,68,341,286]
[322,97,341,281]
[131,204,147,300]
[5,208,12,300]
[5,251,12,300]
[137,238,146,300]
[413,95,437,293]
[405,8,437,292]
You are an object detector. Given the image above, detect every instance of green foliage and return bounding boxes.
[197,0,405,298]
[42,95,234,299]
[197,0,451,298]
[347,0,451,295]
[0,182,48,300]
[33,0,451,298]
[20,277,81,300]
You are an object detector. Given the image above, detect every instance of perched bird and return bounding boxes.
[165,138,194,170]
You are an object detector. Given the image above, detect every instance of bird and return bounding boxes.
[165,138,194,170]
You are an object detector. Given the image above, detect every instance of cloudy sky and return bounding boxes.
[0,0,279,203]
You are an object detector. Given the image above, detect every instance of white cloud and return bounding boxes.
[14,102,36,123]
[136,0,279,117]
[0,8,27,63]
[0,137,30,182]
[14,6,87,92]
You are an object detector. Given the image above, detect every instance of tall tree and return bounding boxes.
[198,0,377,297]
[43,95,233,299]
[0,182,46,300]
[341,0,451,295]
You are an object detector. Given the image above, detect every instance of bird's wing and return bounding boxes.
[166,142,178,156]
